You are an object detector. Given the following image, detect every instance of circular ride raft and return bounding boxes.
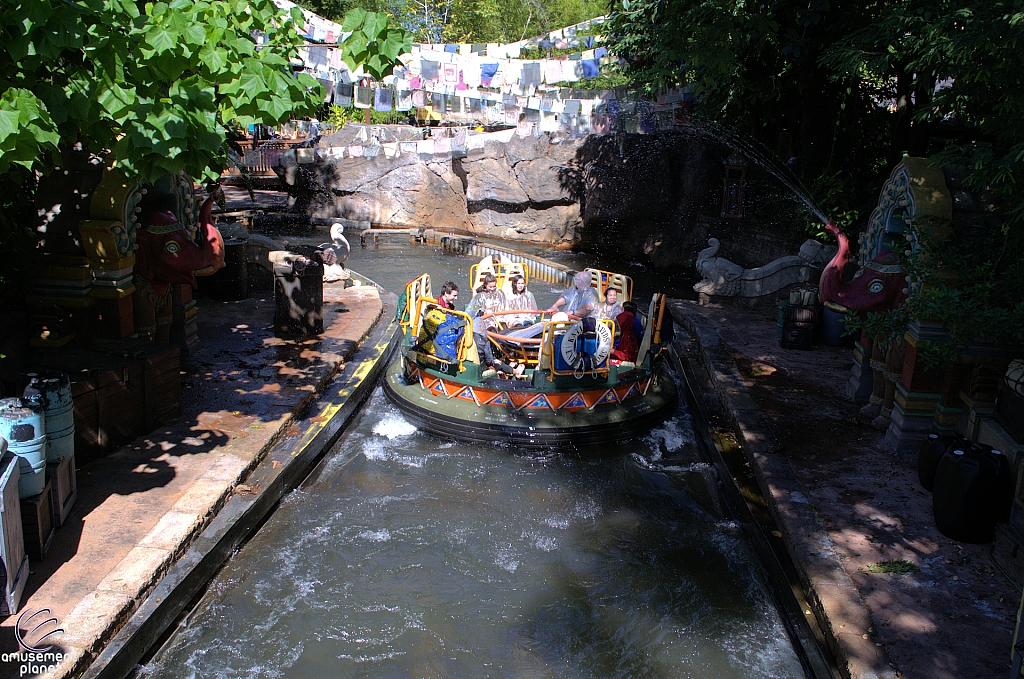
[382,358,678,449]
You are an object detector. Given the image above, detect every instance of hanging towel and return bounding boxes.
[456,71,468,90]
[396,90,413,111]
[581,59,600,79]
[562,99,581,116]
[409,76,422,89]
[560,60,580,82]
[594,47,607,58]
[383,142,400,158]
[522,62,542,87]
[431,91,444,110]
[335,82,353,107]
[444,44,458,53]
[400,141,419,155]
[480,63,499,87]
[354,86,373,108]
[543,60,563,84]
[375,88,393,111]
[442,63,458,84]
[583,36,594,49]
[421,60,440,82]
[412,90,427,108]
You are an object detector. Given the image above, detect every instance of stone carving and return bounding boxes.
[693,238,837,300]
[133,182,226,342]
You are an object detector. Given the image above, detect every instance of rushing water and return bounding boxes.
[141,245,808,678]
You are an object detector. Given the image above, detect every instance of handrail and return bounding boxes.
[469,260,529,294]
[403,273,432,333]
[540,318,616,378]
[411,296,476,366]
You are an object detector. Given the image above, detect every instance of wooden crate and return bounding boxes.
[21,479,54,562]
[91,338,181,429]
[0,453,29,615]
[36,348,145,461]
[48,454,77,526]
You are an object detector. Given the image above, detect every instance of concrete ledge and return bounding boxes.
[77,302,400,679]
[670,299,896,679]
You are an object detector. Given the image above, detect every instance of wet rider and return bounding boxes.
[545,271,598,318]
[466,274,523,378]
[437,281,459,310]
[596,287,623,321]
[504,274,537,326]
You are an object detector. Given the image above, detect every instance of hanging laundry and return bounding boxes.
[581,59,600,79]
[554,38,568,49]
[560,60,580,83]
[335,83,353,107]
[522,62,542,87]
[455,71,468,90]
[442,62,458,84]
[594,47,607,58]
[382,142,400,159]
[480,63,499,87]
[569,52,582,61]
[412,90,427,108]
[409,76,422,89]
[396,90,413,111]
[504,105,519,125]
[444,44,458,53]
[562,99,581,116]
[422,60,440,82]
[431,91,444,110]
[417,139,435,155]
[583,36,595,49]
[374,88,393,111]
[543,60,563,84]
[539,39,553,50]
[354,86,373,108]
[400,141,419,155]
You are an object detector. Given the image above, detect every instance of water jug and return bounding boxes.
[917,433,961,491]
[933,445,1004,543]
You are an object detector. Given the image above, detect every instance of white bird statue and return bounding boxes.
[319,222,351,283]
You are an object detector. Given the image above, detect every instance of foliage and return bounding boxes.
[340,8,413,81]
[324,103,407,127]
[1,0,323,184]
[861,559,920,575]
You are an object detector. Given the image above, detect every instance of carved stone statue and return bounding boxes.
[694,238,743,296]
[693,238,837,300]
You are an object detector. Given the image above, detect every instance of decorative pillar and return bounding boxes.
[885,320,947,454]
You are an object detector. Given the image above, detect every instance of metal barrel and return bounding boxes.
[22,371,74,463]
[0,398,48,497]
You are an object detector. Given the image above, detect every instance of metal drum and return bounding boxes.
[22,371,74,462]
[0,398,47,498]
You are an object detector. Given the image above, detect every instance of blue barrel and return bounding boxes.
[821,305,853,346]
[0,398,48,498]
[23,371,74,462]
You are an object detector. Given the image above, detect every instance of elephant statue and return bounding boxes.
[820,221,909,430]
[133,185,226,342]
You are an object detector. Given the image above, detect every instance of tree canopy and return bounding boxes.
[0,0,323,184]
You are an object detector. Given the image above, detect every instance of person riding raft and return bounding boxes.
[465,272,525,378]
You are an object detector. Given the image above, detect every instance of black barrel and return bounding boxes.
[274,259,323,337]
[933,445,1009,543]
[918,433,961,491]
[206,238,248,301]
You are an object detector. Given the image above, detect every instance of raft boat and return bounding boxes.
[383,264,678,448]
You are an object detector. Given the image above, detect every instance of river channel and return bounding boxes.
[141,242,809,678]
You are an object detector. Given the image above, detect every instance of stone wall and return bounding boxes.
[278,130,810,272]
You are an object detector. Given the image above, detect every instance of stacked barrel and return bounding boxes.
[918,432,1013,543]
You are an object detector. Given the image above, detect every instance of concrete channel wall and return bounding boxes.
[669,299,896,679]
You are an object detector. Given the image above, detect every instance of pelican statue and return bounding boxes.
[319,222,351,283]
